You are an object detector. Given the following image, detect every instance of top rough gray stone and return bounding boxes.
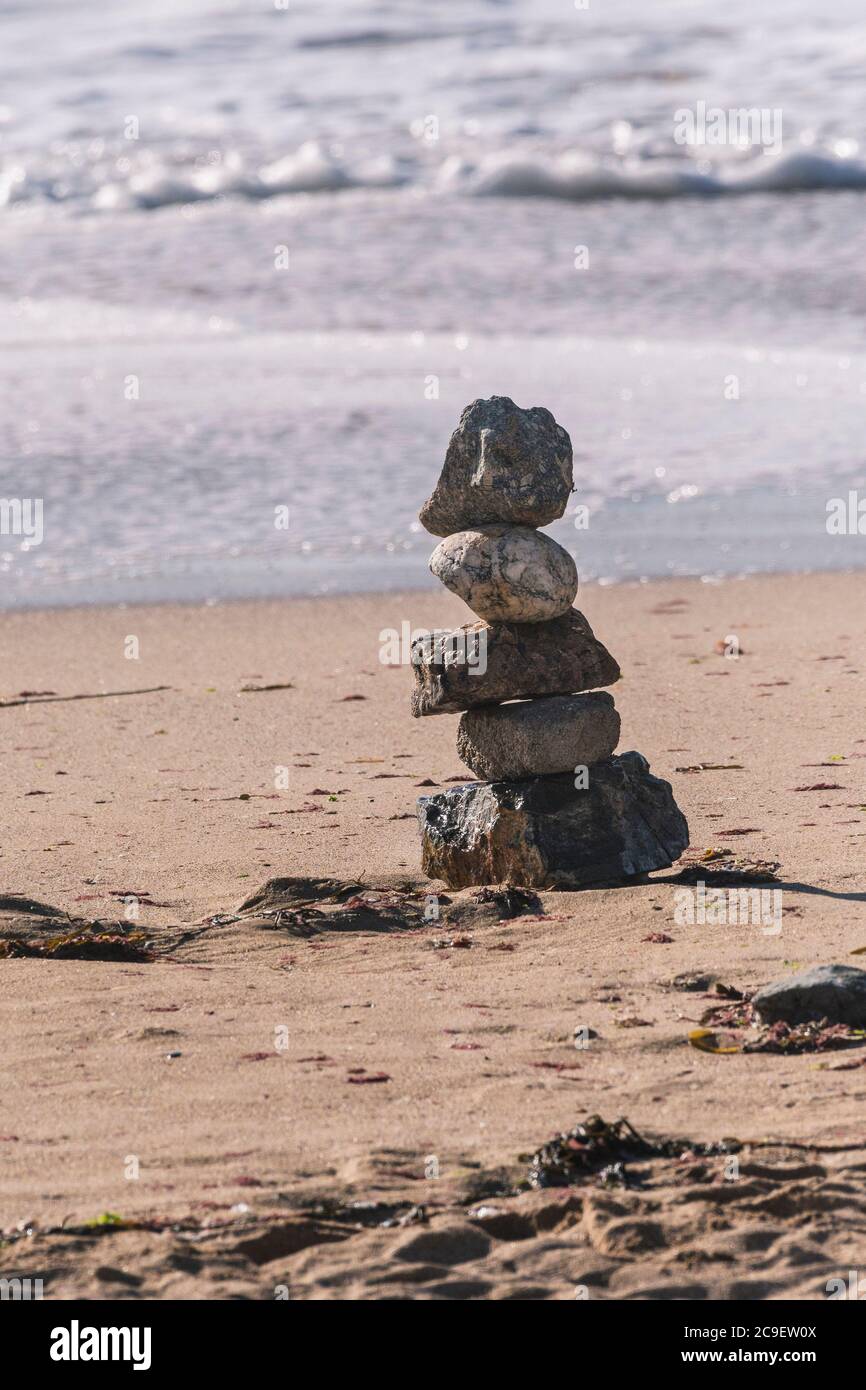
[419,396,573,537]
[752,964,866,1027]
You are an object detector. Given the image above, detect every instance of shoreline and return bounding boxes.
[3,558,866,620]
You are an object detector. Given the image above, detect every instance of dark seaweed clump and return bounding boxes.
[527,1115,740,1190]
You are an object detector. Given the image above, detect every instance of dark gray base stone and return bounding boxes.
[418,750,689,889]
[752,964,866,1027]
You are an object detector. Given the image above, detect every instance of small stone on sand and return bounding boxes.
[752,964,866,1028]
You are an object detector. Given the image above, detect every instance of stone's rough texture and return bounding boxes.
[418,751,689,889]
[419,395,573,537]
[752,965,866,1028]
[430,526,577,624]
[456,692,620,781]
[410,609,620,717]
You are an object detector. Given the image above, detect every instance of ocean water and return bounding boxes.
[2,0,866,607]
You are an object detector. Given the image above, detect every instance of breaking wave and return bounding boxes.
[3,141,866,215]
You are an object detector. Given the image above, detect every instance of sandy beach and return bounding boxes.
[7,0,866,1340]
[2,570,866,1299]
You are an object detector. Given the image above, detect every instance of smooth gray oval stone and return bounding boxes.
[429,525,577,624]
[419,396,573,537]
[456,692,620,780]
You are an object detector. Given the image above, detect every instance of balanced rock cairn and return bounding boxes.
[411,396,689,889]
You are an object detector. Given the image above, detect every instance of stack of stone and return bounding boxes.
[411,396,689,889]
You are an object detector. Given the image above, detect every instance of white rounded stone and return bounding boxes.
[429,526,578,623]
